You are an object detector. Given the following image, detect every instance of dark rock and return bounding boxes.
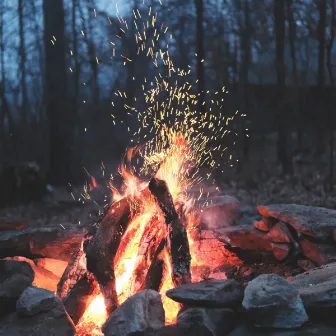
[242,274,308,328]
[198,195,240,229]
[190,229,241,269]
[297,260,317,272]
[289,262,336,317]
[215,225,272,251]
[253,217,277,232]
[228,322,336,336]
[271,242,291,261]
[16,286,57,316]
[299,238,336,265]
[166,279,244,308]
[0,260,34,317]
[238,265,255,281]
[258,204,336,239]
[102,289,164,336]
[177,307,236,336]
[5,256,60,292]
[0,227,83,261]
[266,222,294,243]
[0,299,75,336]
[212,264,237,278]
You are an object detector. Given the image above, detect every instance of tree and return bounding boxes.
[274,0,292,174]
[43,0,73,184]
[195,0,206,113]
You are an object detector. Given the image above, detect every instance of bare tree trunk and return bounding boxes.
[274,0,292,175]
[195,0,206,113]
[326,0,335,190]
[238,0,251,170]
[43,0,72,184]
[286,0,301,151]
[18,0,28,130]
[316,0,327,156]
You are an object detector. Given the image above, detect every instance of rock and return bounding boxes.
[258,204,336,239]
[242,274,308,328]
[299,238,336,265]
[16,286,57,316]
[271,242,291,261]
[198,195,240,229]
[177,307,236,336]
[208,272,227,280]
[166,279,244,308]
[0,260,34,317]
[253,217,277,232]
[297,260,317,272]
[102,289,164,336]
[0,220,28,232]
[227,322,336,336]
[189,229,241,269]
[34,258,68,278]
[237,265,255,281]
[289,263,336,317]
[215,225,272,251]
[212,264,237,278]
[266,222,294,243]
[0,227,84,261]
[5,257,60,292]
[0,299,75,336]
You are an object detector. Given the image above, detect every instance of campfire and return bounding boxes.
[55,130,240,335]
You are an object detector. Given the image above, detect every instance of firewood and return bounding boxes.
[84,197,132,314]
[57,243,87,299]
[148,177,192,287]
[63,272,99,325]
[131,216,166,292]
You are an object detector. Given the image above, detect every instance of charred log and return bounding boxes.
[148,177,192,287]
[63,272,99,325]
[132,216,166,292]
[84,197,132,314]
[57,242,87,299]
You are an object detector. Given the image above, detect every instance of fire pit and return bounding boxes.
[55,132,241,335]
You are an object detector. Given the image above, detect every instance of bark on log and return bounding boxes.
[57,243,87,299]
[84,197,132,314]
[63,272,99,325]
[148,177,192,287]
[131,216,166,293]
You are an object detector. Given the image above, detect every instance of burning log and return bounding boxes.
[148,177,192,287]
[84,197,132,314]
[57,242,87,299]
[63,272,99,325]
[131,216,166,292]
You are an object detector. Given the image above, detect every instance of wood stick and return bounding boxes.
[84,197,131,314]
[148,177,192,287]
[63,272,99,325]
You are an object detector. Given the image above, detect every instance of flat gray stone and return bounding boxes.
[258,204,336,238]
[166,279,244,308]
[177,307,235,336]
[243,274,308,328]
[0,300,75,336]
[0,260,34,317]
[102,289,164,336]
[16,286,57,316]
[288,262,336,314]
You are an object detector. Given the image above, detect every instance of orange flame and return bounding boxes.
[80,131,205,333]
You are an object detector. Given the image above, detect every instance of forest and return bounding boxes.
[0,0,335,195]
